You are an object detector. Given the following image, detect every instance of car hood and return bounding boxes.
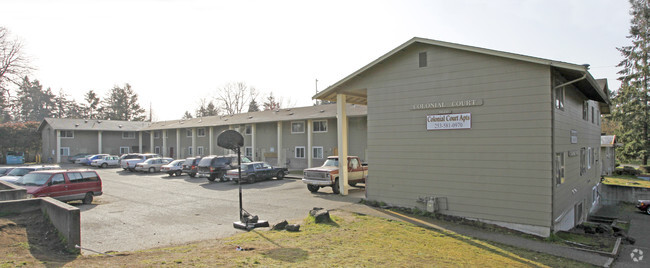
[0,176,21,183]
[304,166,338,172]
[23,185,44,194]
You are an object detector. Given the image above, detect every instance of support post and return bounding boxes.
[251,124,256,161]
[209,127,214,155]
[98,131,102,154]
[176,129,181,158]
[336,94,349,195]
[307,119,313,169]
[138,132,143,153]
[56,130,61,163]
[277,121,283,167]
[162,130,167,157]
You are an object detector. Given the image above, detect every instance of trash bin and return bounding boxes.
[6,151,25,165]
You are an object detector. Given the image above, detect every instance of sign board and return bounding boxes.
[570,130,578,144]
[427,113,471,130]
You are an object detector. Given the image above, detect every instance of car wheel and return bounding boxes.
[82,193,93,204]
[208,174,216,182]
[307,184,319,193]
[149,167,155,173]
[348,182,357,187]
[276,171,285,180]
[332,178,341,194]
[647,207,650,215]
[189,173,196,178]
[175,170,182,176]
[247,175,256,183]
[101,163,108,168]
[220,173,228,182]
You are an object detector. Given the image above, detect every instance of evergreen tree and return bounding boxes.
[613,0,650,164]
[248,99,260,112]
[84,90,100,119]
[13,76,55,122]
[263,92,281,111]
[182,110,193,119]
[99,83,146,121]
[195,98,218,117]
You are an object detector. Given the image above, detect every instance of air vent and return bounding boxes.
[84,120,88,123]
[75,123,79,127]
[319,110,325,113]
[97,120,102,123]
[118,124,123,128]
[419,52,427,68]
[289,112,294,115]
[248,116,253,119]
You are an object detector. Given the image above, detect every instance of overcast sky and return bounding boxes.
[1,0,631,121]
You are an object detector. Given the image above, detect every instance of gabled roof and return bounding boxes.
[314,37,611,106]
[38,118,152,132]
[141,103,366,131]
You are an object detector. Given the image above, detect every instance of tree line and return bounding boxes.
[182,82,285,119]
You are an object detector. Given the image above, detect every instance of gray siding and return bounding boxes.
[341,43,553,228]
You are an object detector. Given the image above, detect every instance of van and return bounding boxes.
[197,155,251,182]
[15,169,103,204]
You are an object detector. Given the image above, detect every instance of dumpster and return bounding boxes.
[6,151,24,165]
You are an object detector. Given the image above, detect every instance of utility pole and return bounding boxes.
[314,79,319,105]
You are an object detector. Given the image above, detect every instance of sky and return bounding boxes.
[1,0,631,121]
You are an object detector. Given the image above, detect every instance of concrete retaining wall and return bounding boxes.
[0,181,26,201]
[0,197,80,250]
[600,184,650,205]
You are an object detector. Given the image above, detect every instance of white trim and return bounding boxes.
[291,121,305,134]
[197,128,206,137]
[312,146,324,159]
[245,146,253,159]
[313,120,328,133]
[60,147,70,156]
[245,125,252,135]
[295,146,305,158]
[120,146,130,154]
[197,146,204,156]
[60,130,74,139]
[154,146,161,155]
[188,146,193,156]
[186,129,193,138]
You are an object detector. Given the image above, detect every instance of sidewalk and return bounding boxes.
[335,202,615,267]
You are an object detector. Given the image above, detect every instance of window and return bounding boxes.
[51,174,65,185]
[154,131,160,139]
[122,131,136,139]
[120,147,130,154]
[188,146,193,156]
[245,125,252,135]
[245,147,253,159]
[60,130,74,138]
[587,147,592,170]
[580,147,586,175]
[197,128,205,137]
[582,100,588,120]
[312,146,323,159]
[197,146,204,156]
[418,52,427,68]
[186,129,193,137]
[60,147,70,156]
[349,158,360,169]
[292,121,305,133]
[68,171,99,183]
[313,120,328,133]
[295,146,305,158]
[555,87,564,110]
[555,152,565,185]
[154,146,161,155]
[591,107,595,124]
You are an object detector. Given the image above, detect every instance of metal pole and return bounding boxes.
[237,147,243,222]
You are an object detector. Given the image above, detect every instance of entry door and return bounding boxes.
[169,147,174,158]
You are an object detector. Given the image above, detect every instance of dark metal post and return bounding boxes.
[237,147,243,222]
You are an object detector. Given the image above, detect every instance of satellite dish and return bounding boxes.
[217,130,244,150]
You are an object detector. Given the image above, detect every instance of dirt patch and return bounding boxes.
[0,211,77,267]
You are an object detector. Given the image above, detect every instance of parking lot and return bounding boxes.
[75,166,366,254]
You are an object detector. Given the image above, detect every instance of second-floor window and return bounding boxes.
[313,120,328,133]
[197,128,205,137]
[122,132,135,139]
[60,130,74,138]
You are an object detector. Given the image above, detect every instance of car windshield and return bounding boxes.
[16,173,51,186]
[323,159,338,167]
[7,167,35,176]
[198,157,214,166]
[0,167,11,173]
[170,160,184,166]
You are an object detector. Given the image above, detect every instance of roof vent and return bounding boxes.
[319,110,325,113]
[289,112,294,115]
[248,116,253,119]
[75,123,79,127]
[118,124,123,128]
[224,118,228,121]
[97,120,102,123]
[84,120,88,123]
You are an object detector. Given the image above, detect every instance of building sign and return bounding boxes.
[412,99,483,110]
[427,113,471,130]
[571,130,578,144]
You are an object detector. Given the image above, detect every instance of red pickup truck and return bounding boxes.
[302,156,367,194]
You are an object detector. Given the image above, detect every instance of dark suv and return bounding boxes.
[181,156,203,177]
[197,155,251,182]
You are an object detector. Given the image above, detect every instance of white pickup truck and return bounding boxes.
[302,156,368,194]
[120,153,161,172]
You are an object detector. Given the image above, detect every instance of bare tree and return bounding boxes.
[215,82,259,115]
[1,27,31,122]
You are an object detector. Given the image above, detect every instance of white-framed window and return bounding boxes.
[591,107,595,124]
[313,120,328,133]
[120,146,130,154]
[295,146,305,158]
[555,152,565,185]
[186,129,193,137]
[60,130,74,138]
[291,121,305,134]
[154,146,161,155]
[197,146,204,156]
[555,87,564,110]
[245,125,252,135]
[582,100,588,120]
[587,147,592,170]
[188,146,193,156]
[580,147,586,175]
[122,131,136,139]
[60,147,70,156]
[312,146,324,159]
[245,147,253,159]
[154,131,161,139]
[197,128,205,137]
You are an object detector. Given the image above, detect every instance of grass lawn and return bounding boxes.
[602,176,650,188]
[57,210,594,267]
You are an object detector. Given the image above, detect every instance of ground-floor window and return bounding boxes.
[312,146,323,159]
[188,146,193,156]
[120,147,130,155]
[154,146,161,155]
[197,146,204,156]
[245,147,252,159]
[580,148,586,175]
[575,202,583,224]
[555,152,565,185]
[60,147,70,156]
[295,146,305,158]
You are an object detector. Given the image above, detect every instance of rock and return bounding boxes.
[595,224,612,234]
[285,224,300,232]
[272,220,288,230]
[584,226,595,234]
[310,209,331,223]
[309,207,324,216]
[612,225,622,232]
[626,236,636,245]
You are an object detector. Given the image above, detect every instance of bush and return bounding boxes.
[614,166,641,176]
[640,166,650,173]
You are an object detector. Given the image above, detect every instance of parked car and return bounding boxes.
[68,153,90,163]
[0,165,59,184]
[0,167,16,177]
[121,153,161,171]
[302,156,368,194]
[197,154,251,182]
[225,161,287,183]
[636,200,650,215]
[181,156,203,177]
[161,159,185,176]
[76,154,109,165]
[135,157,173,173]
[15,169,102,204]
[91,155,120,168]
[119,153,141,169]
